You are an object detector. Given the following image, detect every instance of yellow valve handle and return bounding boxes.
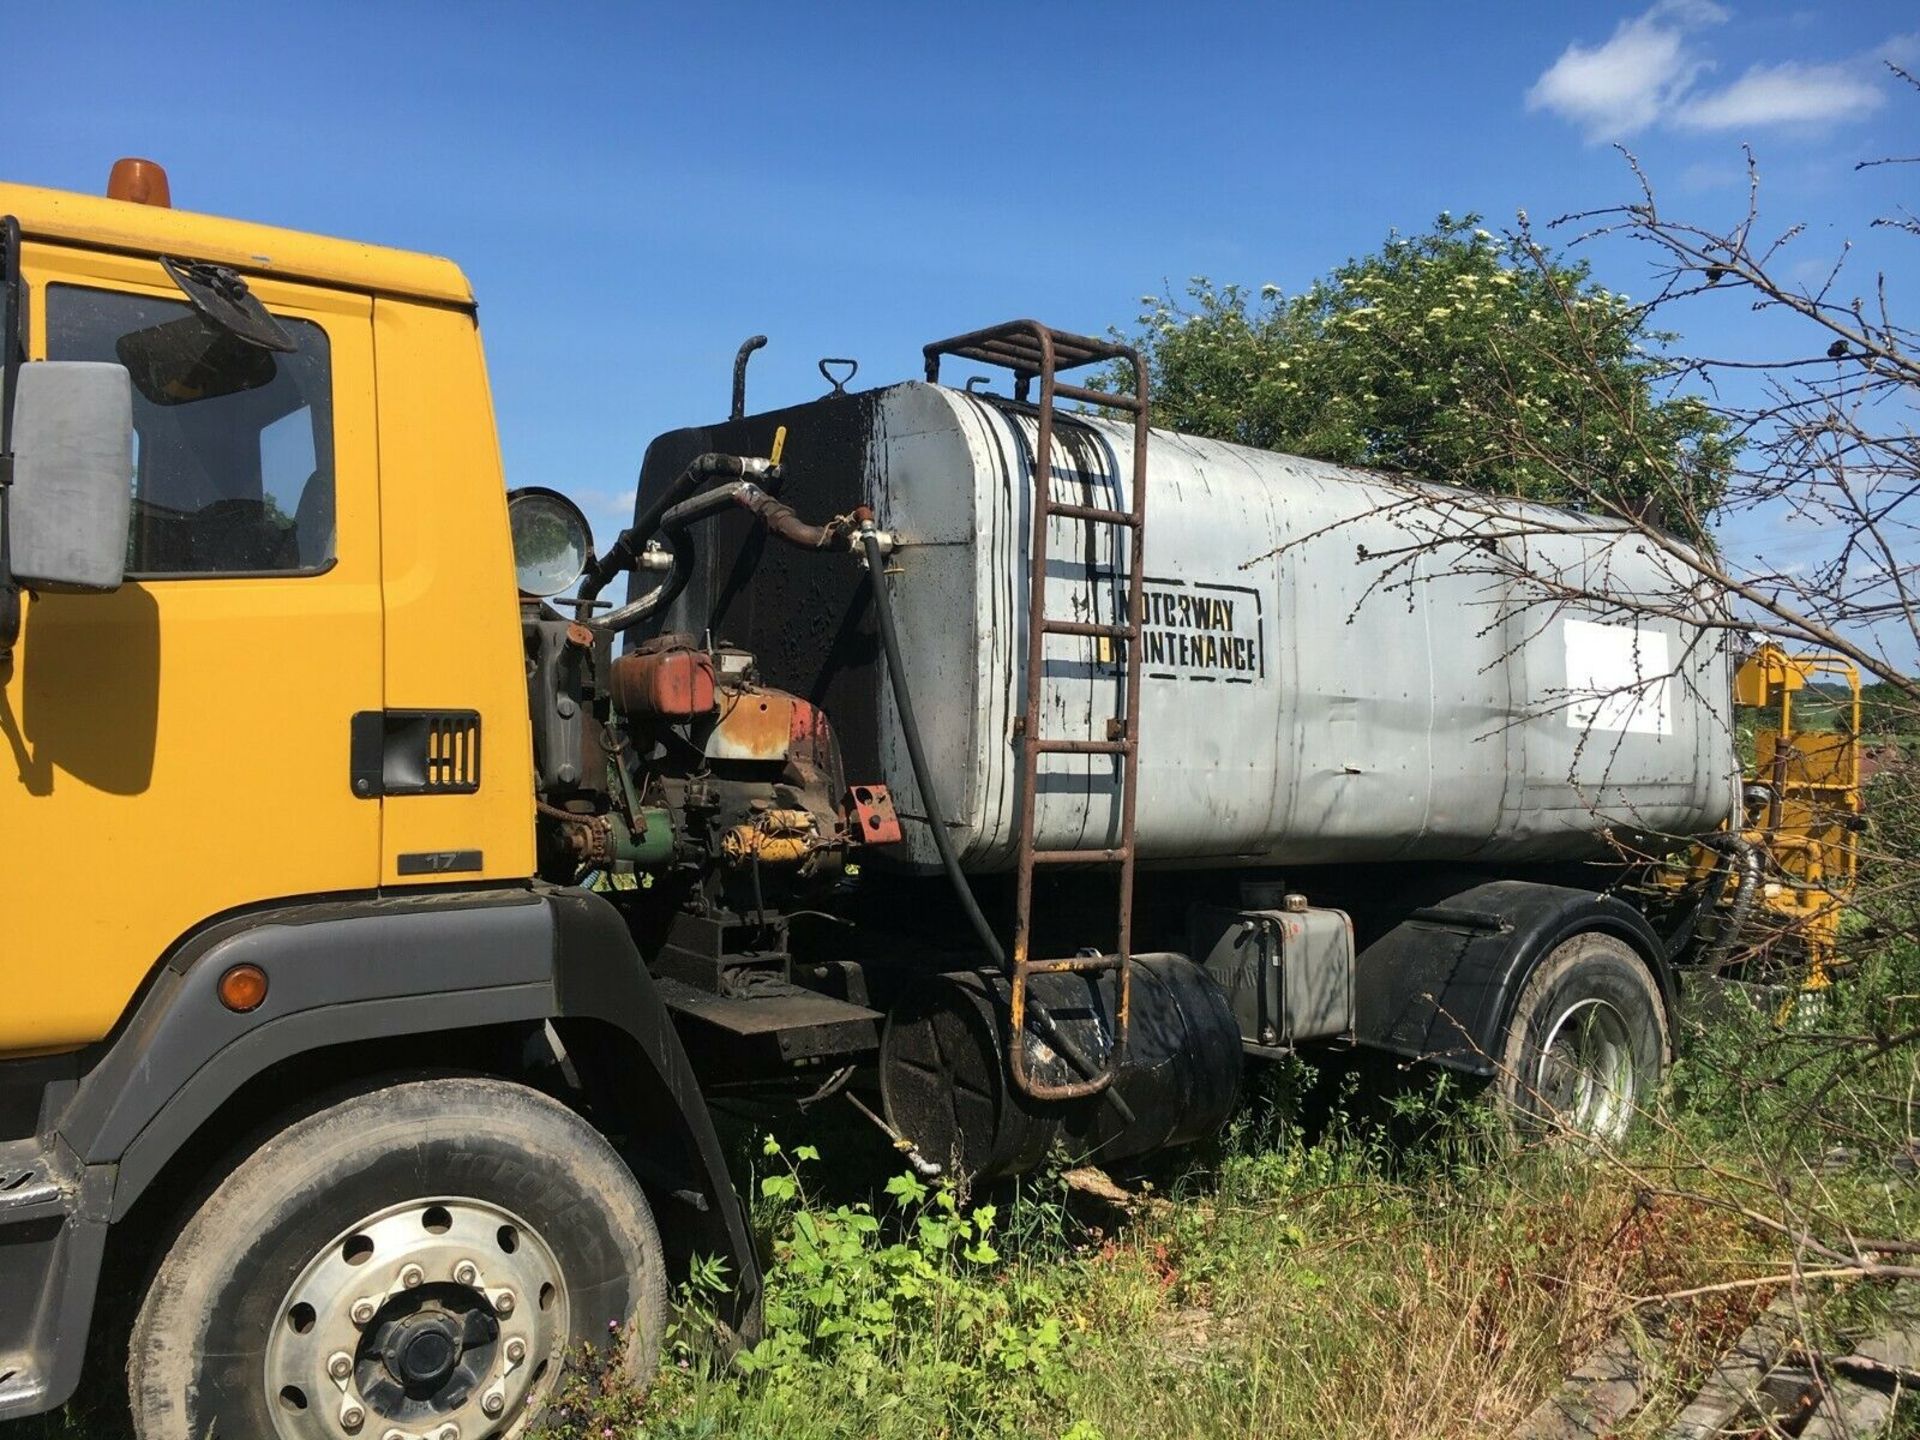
[770,425,788,467]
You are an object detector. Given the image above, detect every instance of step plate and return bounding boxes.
[654,977,882,1062]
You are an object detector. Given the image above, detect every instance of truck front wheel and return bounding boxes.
[128,1075,667,1440]
[1495,933,1669,1143]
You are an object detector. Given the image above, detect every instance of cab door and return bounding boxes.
[0,244,382,1052]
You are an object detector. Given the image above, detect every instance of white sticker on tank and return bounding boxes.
[1563,620,1672,735]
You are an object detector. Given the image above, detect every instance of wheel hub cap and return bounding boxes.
[264,1197,567,1440]
[392,1318,458,1390]
[1535,997,1636,1142]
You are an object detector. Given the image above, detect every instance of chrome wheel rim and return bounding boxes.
[263,1197,568,1440]
[1533,998,1636,1142]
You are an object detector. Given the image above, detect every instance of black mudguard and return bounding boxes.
[1350,878,1673,1076]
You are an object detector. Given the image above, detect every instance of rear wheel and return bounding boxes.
[1495,933,1669,1143]
[128,1075,667,1440]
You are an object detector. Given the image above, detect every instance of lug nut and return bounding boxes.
[399,1264,424,1289]
[454,1260,478,1287]
[350,1298,378,1326]
[382,1431,406,1440]
[327,1351,353,1381]
[503,1337,526,1365]
[340,1404,364,1432]
[482,1391,505,1417]
[437,1426,461,1440]
[493,1289,515,1317]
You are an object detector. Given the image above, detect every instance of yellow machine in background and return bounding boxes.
[1727,644,1864,982]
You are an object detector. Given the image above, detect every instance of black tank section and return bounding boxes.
[628,389,885,776]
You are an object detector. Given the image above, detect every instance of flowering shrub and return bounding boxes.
[1116,214,1732,540]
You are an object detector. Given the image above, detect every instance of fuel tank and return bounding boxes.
[631,382,1737,874]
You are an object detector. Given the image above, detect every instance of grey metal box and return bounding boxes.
[1190,905,1355,1052]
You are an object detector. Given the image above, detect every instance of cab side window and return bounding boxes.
[46,283,336,576]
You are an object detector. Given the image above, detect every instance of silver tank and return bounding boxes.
[854,382,1736,873]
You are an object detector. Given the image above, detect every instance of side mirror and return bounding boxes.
[6,361,134,591]
[507,487,594,599]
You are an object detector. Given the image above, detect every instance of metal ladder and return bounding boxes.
[923,321,1149,1101]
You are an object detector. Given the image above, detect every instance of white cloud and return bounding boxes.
[1674,159,1743,192]
[566,485,638,526]
[1526,0,1727,140]
[1879,32,1919,65]
[1676,60,1885,130]
[1528,3,1902,141]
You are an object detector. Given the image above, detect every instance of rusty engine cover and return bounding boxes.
[611,635,716,720]
[708,690,795,761]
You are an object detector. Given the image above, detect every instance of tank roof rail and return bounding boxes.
[924,319,1143,410]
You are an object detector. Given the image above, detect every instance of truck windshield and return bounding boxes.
[46,283,335,576]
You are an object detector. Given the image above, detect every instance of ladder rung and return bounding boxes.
[1051,380,1143,413]
[1021,953,1126,976]
[1046,501,1137,527]
[1032,737,1131,756]
[1030,847,1131,865]
[1041,619,1131,640]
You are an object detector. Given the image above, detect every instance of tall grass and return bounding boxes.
[533,1023,1916,1440]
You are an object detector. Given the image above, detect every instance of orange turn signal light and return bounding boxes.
[218,963,269,1013]
[106,157,171,208]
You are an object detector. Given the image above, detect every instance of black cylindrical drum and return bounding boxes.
[879,954,1241,1179]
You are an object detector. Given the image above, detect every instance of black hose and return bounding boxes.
[663,481,861,553]
[861,529,1005,968]
[595,528,693,635]
[1699,833,1762,972]
[577,453,753,616]
[597,479,863,636]
[600,485,756,634]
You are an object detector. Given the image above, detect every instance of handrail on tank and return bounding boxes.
[924,319,1144,409]
[921,319,1152,1105]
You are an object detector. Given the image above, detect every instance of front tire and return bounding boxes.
[1495,933,1669,1143]
[128,1075,667,1440]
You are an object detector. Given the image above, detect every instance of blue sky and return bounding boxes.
[8,1,1916,664]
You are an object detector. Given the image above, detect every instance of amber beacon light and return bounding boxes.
[106,157,171,207]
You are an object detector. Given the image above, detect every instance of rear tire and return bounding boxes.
[127,1075,667,1440]
[1495,933,1668,1143]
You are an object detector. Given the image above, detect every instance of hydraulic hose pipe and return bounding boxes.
[1699,833,1764,973]
[576,453,774,619]
[598,483,869,635]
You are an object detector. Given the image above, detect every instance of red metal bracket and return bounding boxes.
[846,784,903,845]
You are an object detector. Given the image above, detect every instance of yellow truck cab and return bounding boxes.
[0,168,759,1439]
